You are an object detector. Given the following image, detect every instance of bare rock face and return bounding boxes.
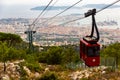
[69,66,108,80]
[0,60,25,80]
[23,66,31,76]
[0,60,42,80]
[1,74,10,80]
[34,72,40,78]
[45,68,50,72]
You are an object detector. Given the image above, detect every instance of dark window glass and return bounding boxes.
[87,48,94,56]
[87,46,100,57]
[93,46,100,56]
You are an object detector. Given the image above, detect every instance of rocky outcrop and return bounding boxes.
[0,61,119,80]
[0,60,24,80]
[0,60,40,80]
[69,66,108,80]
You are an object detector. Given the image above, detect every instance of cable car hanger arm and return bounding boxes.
[84,8,96,17]
[83,9,99,43]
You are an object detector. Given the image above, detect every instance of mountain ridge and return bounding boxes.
[31,4,120,11]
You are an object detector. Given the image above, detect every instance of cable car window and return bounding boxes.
[87,46,99,57]
[94,46,100,56]
[87,47,94,56]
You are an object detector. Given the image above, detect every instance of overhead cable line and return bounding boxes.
[33,0,59,31]
[48,0,83,20]
[38,0,83,27]
[41,0,59,17]
[58,16,85,26]
[96,0,120,13]
[25,0,53,53]
[58,0,120,26]
[30,0,53,30]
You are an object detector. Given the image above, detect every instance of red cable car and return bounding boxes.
[80,9,100,67]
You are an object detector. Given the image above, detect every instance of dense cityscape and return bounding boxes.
[0,17,120,47]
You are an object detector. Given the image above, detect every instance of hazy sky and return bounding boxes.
[1,0,119,6]
[0,0,120,19]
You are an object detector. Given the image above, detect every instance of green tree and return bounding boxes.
[38,46,63,64]
[38,45,80,65]
[0,32,22,47]
[62,46,80,64]
[100,42,120,68]
[0,42,26,72]
[0,42,9,72]
[46,46,63,64]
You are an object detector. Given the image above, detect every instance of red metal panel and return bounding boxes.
[80,39,100,67]
[85,57,100,67]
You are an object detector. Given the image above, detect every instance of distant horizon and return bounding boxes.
[0,4,120,18]
[1,0,120,18]
[0,1,120,27]
[31,4,120,11]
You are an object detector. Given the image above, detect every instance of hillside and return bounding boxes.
[0,32,120,80]
[0,60,120,80]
